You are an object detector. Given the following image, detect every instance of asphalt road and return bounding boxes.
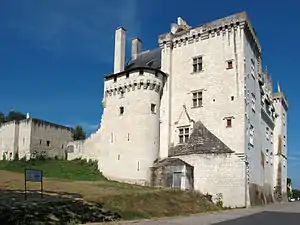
[95,202,300,225]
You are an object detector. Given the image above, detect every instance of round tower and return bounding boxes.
[98,67,165,185]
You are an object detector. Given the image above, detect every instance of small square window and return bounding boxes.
[120,106,124,115]
[227,60,233,69]
[139,69,144,75]
[226,118,232,127]
[151,103,156,114]
[231,96,234,101]
[46,141,50,146]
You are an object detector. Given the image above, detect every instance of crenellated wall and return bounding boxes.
[81,68,166,184]
[1,118,73,161]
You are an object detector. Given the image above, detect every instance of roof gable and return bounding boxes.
[169,121,233,156]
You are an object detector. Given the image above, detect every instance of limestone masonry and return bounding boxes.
[0,118,73,160]
[45,11,291,207]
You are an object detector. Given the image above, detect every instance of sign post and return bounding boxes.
[24,169,43,200]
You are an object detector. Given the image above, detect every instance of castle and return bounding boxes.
[0,118,73,160]
[66,11,288,207]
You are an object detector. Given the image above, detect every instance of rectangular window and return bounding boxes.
[192,91,203,108]
[114,76,117,82]
[251,93,256,112]
[251,59,255,78]
[266,127,269,140]
[193,56,203,72]
[226,118,232,127]
[126,72,129,78]
[249,125,254,146]
[151,103,156,114]
[227,60,233,69]
[46,141,50,146]
[39,139,42,145]
[139,69,144,75]
[61,144,64,149]
[178,126,190,144]
[270,132,273,144]
[119,106,124,115]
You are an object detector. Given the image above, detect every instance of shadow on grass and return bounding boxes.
[0,189,121,225]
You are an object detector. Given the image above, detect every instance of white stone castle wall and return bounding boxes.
[273,97,288,196]
[243,32,265,187]
[18,120,32,160]
[159,24,246,159]
[85,69,165,184]
[0,121,19,160]
[175,154,246,207]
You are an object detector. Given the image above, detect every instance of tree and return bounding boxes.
[73,125,86,141]
[0,112,5,124]
[287,178,292,198]
[5,110,26,122]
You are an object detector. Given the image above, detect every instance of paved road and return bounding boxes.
[94,202,300,225]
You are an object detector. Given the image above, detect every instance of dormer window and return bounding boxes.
[178,126,190,144]
[146,60,154,67]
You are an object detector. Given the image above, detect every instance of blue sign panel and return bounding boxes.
[25,169,43,182]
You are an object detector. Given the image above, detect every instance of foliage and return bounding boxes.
[0,110,26,124]
[0,112,5,124]
[215,193,223,208]
[73,125,86,141]
[292,189,300,198]
[0,159,106,181]
[287,178,292,198]
[4,110,26,122]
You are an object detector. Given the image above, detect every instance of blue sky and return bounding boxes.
[1,1,299,187]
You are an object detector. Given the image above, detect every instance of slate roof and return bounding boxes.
[126,48,161,70]
[169,121,234,156]
[152,157,190,168]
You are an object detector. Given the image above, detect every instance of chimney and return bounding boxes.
[114,27,126,74]
[131,37,142,60]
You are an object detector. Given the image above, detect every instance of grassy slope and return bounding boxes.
[0,160,219,221]
[0,159,106,181]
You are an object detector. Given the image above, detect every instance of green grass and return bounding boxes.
[0,158,106,181]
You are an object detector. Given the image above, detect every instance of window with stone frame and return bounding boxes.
[178,126,190,144]
[251,93,256,112]
[151,103,156,114]
[193,56,203,72]
[270,131,273,144]
[227,60,233,69]
[226,118,232,127]
[249,124,254,146]
[251,59,255,78]
[192,91,203,108]
[266,127,269,140]
[119,106,124,115]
